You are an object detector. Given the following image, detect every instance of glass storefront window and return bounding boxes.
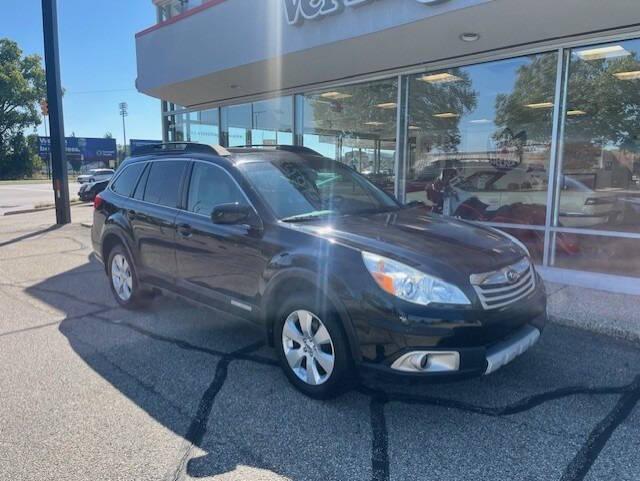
[301,79,398,194]
[158,37,640,279]
[221,97,293,147]
[551,232,640,277]
[405,53,558,231]
[558,39,640,234]
[166,108,219,145]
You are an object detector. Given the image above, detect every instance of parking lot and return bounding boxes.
[0,205,639,481]
[0,181,81,215]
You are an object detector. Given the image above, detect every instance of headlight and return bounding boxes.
[362,252,471,306]
[489,227,531,258]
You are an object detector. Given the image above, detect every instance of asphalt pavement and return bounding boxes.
[0,181,81,215]
[0,205,638,481]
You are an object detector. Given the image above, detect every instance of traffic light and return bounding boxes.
[40,99,49,116]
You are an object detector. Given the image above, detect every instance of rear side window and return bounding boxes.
[110,163,145,197]
[143,161,187,208]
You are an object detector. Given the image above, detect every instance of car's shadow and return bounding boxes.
[24,255,640,480]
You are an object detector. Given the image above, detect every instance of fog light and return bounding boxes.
[410,353,429,371]
[391,351,460,373]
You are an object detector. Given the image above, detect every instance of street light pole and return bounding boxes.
[42,0,70,224]
[119,102,128,162]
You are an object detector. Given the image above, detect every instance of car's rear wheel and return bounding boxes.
[275,294,353,399]
[107,244,150,309]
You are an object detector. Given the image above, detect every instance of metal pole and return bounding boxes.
[122,113,127,157]
[119,102,128,161]
[41,0,70,224]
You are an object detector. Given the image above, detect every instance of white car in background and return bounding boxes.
[77,168,115,184]
[443,169,620,228]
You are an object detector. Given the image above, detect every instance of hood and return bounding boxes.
[286,205,525,278]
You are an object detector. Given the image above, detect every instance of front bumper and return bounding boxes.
[359,319,544,381]
[354,279,547,381]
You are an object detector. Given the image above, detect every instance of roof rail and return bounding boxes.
[130,142,231,157]
[230,145,322,156]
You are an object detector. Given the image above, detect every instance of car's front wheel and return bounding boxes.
[275,294,353,399]
[107,244,150,309]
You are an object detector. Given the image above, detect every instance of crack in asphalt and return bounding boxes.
[84,313,639,481]
[360,377,640,481]
[560,375,640,481]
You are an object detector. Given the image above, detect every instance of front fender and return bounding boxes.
[261,265,363,363]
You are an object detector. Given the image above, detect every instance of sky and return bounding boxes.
[0,0,162,144]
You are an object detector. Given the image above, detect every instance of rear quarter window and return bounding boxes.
[110,163,145,197]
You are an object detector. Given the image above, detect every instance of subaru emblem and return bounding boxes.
[506,270,520,284]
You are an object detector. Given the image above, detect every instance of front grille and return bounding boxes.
[470,258,536,310]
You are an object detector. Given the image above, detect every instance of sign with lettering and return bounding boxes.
[283,0,451,26]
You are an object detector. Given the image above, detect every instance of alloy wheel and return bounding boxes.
[281,309,335,386]
[111,254,133,301]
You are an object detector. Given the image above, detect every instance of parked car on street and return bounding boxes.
[78,179,109,202]
[92,143,547,398]
[77,168,115,184]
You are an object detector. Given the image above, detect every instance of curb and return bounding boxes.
[3,200,86,216]
[549,315,640,345]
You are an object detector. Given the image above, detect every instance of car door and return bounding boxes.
[130,159,188,287]
[174,161,266,313]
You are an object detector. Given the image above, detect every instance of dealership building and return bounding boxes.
[136,0,640,292]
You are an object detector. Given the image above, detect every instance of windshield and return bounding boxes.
[238,157,399,221]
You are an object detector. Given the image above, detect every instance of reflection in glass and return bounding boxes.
[552,232,640,277]
[221,97,293,147]
[166,109,219,146]
[405,53,558,240]
[301,79,398,194]
[559,39,640,233]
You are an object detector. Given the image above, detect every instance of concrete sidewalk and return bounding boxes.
[547,282,640,343]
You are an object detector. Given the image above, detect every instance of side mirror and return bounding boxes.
[211,203,254,225]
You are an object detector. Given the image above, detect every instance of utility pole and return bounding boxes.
[119,102,128,161]
[42,0,70,224]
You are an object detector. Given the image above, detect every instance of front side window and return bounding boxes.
[143,161,187,208]
[110,163,145,198]
[239,157,398,220]
[187,163,247,216]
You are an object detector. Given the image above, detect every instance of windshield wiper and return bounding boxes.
[280,210,334,223]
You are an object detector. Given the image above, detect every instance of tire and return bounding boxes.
[107,244,150,309]
[274,293,353,399]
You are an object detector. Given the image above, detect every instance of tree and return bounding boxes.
[104,132,113,139]
[494,50,640,174]
[0,38,46,145]
[494,53,558,144]
[408,68,477,154]
[0,38,46,178]
[0,132,32,178]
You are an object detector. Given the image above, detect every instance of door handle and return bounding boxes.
[177,223,192,238]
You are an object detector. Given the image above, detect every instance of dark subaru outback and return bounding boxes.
[92,143,546,398]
